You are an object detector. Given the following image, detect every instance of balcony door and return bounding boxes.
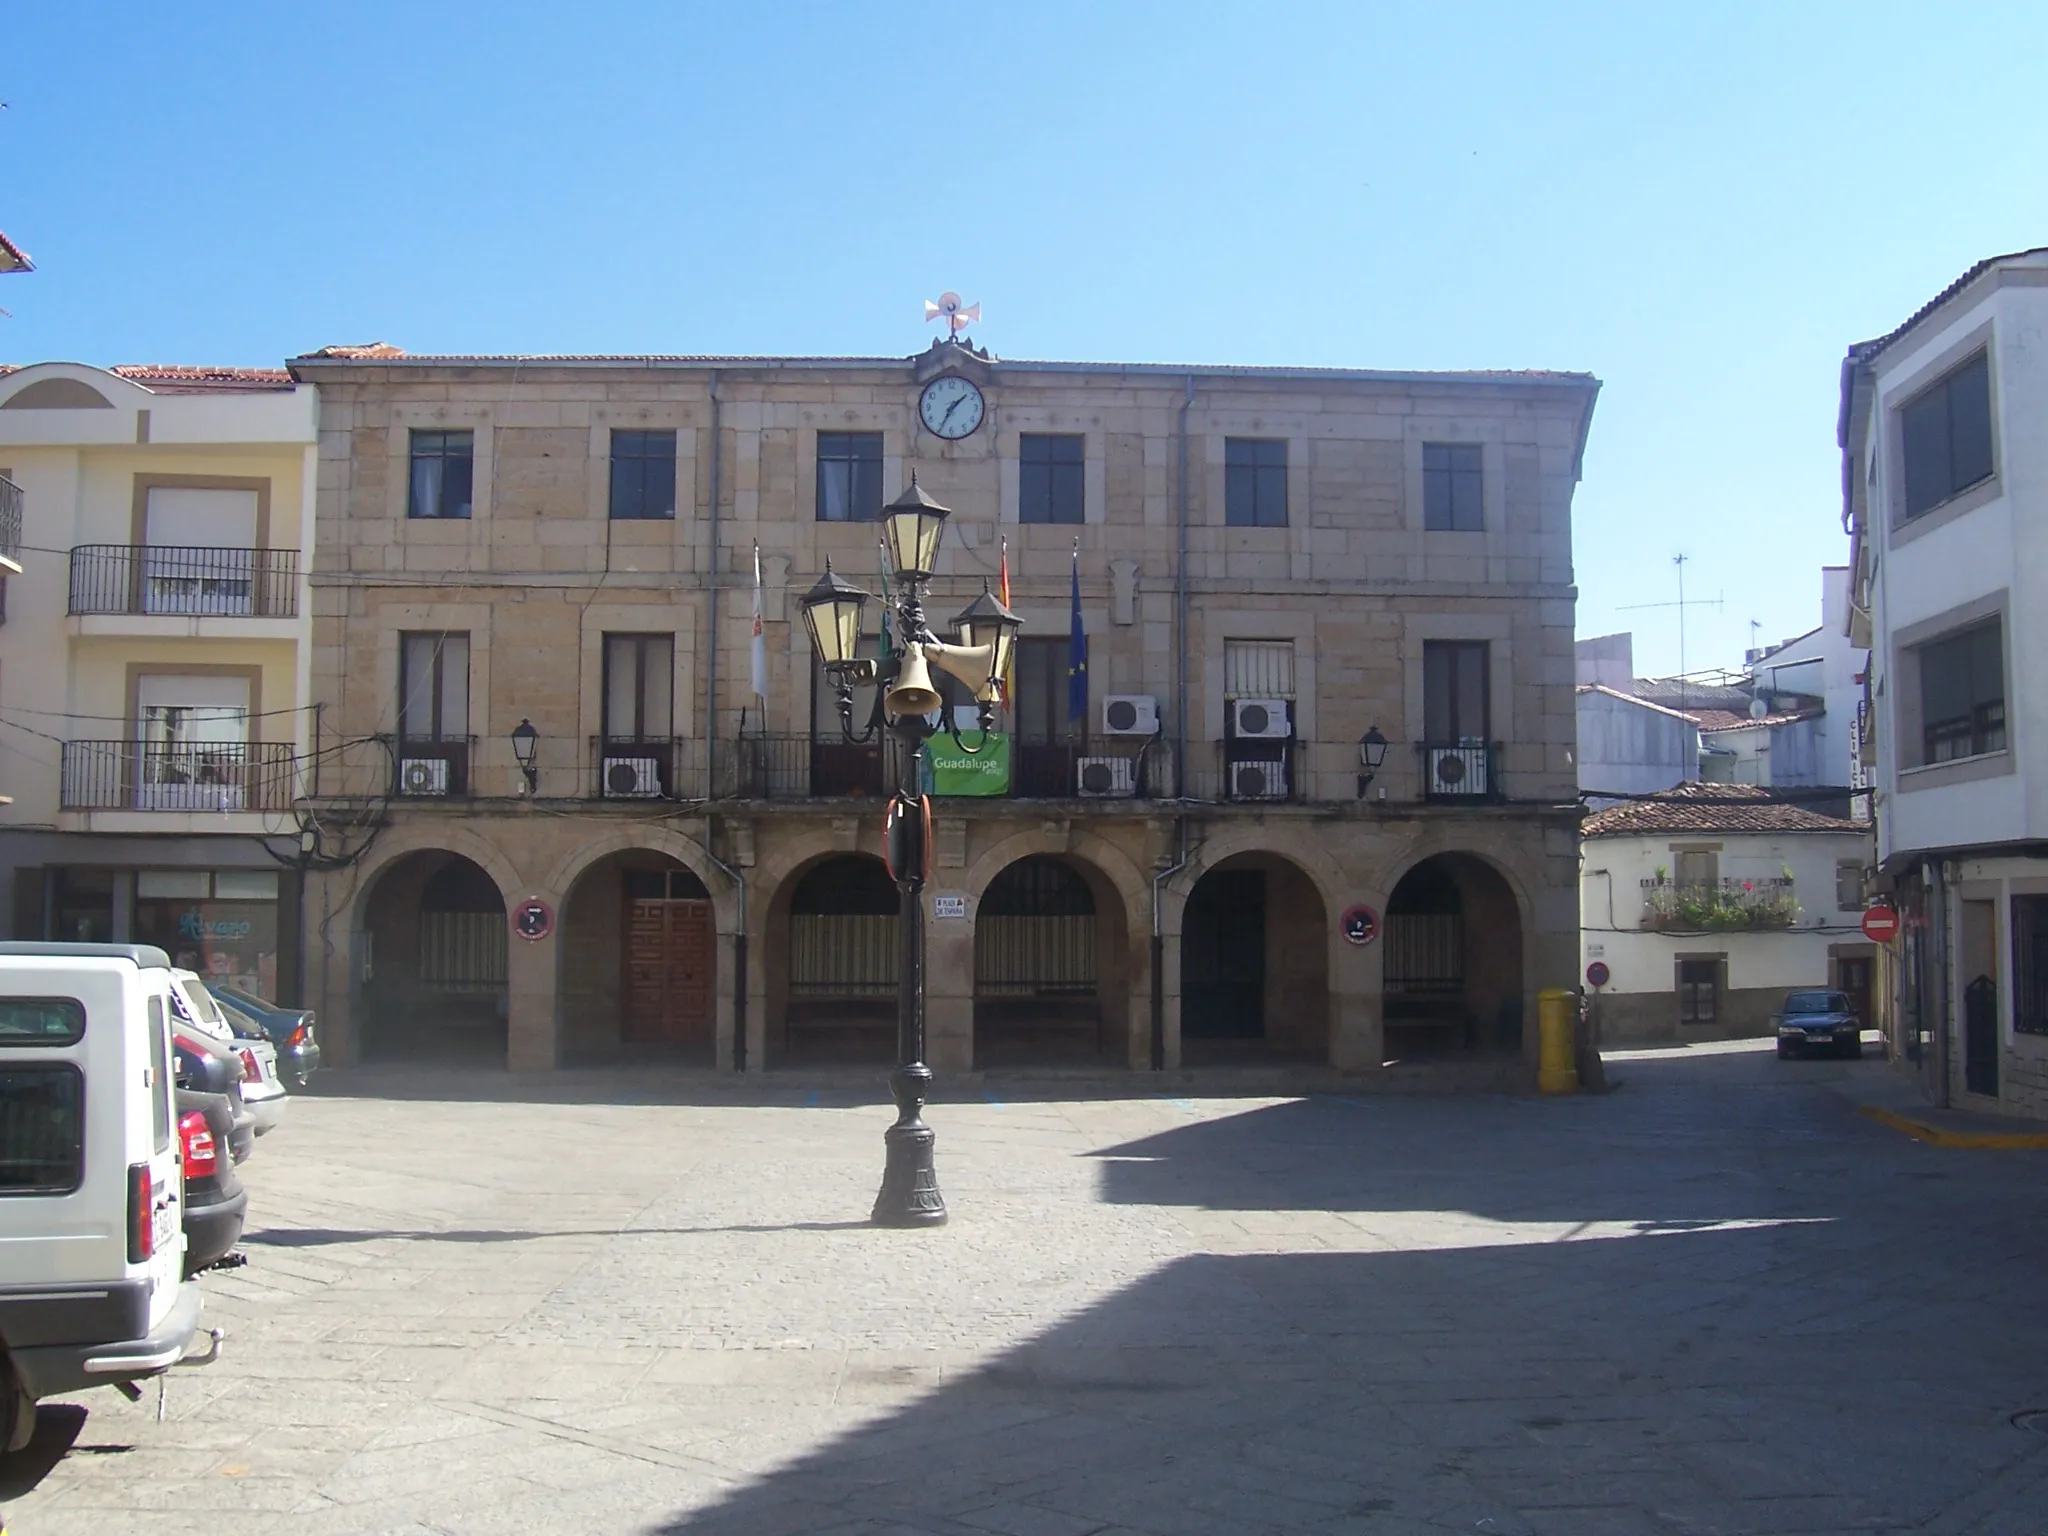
[136,674,251,811]
[143,486,259,616]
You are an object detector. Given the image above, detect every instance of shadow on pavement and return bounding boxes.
[240,1220,871,1247]
[0,1403,86,1500]
[653,1218,2048,1534]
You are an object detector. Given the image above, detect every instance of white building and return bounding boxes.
[1742,567,1867,800]
[0,363,318,1000]
[1581,784,1876,1044]
[1841,246,2048,1115]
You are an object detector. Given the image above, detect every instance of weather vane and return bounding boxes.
[923,291,980,340]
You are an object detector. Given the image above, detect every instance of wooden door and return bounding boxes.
[1837,956,1874,1029]
[623,898,714,1046]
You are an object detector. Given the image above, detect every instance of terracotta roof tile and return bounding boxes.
[1582,782,1866,838]
[109,364,296,393]
[0,231,31,274]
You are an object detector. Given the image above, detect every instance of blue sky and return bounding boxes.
[3,2,2043,677]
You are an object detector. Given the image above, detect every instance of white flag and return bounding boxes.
[750,543,768,703]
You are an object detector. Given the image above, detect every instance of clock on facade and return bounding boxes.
[918,374,985,440]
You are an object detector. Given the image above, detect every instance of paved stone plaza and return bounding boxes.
[6,1042,2048,1534]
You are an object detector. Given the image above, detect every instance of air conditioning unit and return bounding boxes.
[602,756,663,798]
[1075,756,1136,797]
[1229,698,1291,740]
[1229,759,1289,801]
[1426,748,1489,796]
[1101,694,1159,737]
[398,757,449,797]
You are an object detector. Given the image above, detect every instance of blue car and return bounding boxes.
[207,984,322,1090]
[1775,989,1863,1060]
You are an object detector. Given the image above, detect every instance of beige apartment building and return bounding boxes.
[291,339,1597,1077]
[0,362,318,996]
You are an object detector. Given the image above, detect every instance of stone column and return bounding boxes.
[924,886,976,1073]
[505,911,559,1072]
[1330,933,1384,1071]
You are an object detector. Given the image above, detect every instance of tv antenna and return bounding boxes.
[1618,553,1724,712]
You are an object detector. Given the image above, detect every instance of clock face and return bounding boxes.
[919,375,985,440]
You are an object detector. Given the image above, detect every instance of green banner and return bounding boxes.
[926,731,1011,796]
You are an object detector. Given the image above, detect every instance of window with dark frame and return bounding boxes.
[1901,350,1993,519]
[602,633,674,742]
[1020,433,1085,525]
[1224,438,1287,527]
[816,432,884,522]
[407,429,474,520]
[399,632,470,743]
[1678,959,1719,1024]
[2015,895,2048,1036]
[1423,443,1484,532]
[1423,640,1489,743]
[609,430,677,520]
[1012,637,1080,745]
[1918,621,2004,764]
[1836,861,1867,912]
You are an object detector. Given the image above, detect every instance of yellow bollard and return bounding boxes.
[1538,987,1578,1095]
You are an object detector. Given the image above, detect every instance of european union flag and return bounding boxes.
[1067,546,1088,723]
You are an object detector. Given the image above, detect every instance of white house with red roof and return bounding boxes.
[1581,783,1876,1045]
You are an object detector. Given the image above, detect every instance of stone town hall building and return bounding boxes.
[290,339,1598,1077]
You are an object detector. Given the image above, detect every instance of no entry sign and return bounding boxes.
[1586,960,1611,989]
[1861,903,1900,944]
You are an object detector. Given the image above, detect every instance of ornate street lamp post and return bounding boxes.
[800,477,1020,1226]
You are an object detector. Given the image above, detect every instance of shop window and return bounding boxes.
[133,869,281,999]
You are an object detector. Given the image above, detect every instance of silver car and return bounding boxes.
[171,970,290,1136]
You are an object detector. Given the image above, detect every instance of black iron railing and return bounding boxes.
[716,736,887,799]
[60,740,298,812]
[588,737,706,800]
[1417,741,1501,802]
[68,544,300,618]
[1183,740,1301,803]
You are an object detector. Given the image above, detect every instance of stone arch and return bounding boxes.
[1176,845,1333,1065]
[542,825,740,934]
[1378,850,1528,1060]
[963,826,1153,940]
[354,847,511,1064]
[764,849,899,1067]
[347,820,526,922]
[1156,822,1348,939]
[558,846,720,1066]
[968,851,1133,1068]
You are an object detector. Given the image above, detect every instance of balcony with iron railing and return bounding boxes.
[68,544,300,619]
[1640,877,1798,932]
[588,736,707,801]
[60,740,298,812]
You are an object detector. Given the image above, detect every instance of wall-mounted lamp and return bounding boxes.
[511,717,539,795]
[1358,725,1389,797]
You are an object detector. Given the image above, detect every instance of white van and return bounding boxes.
[0,943,215,1453]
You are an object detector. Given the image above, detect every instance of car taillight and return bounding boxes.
[179,1110,219,1178]
[239,1048,260,1081]
[126,1161,155,1263]
[286,1023,307,1047]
